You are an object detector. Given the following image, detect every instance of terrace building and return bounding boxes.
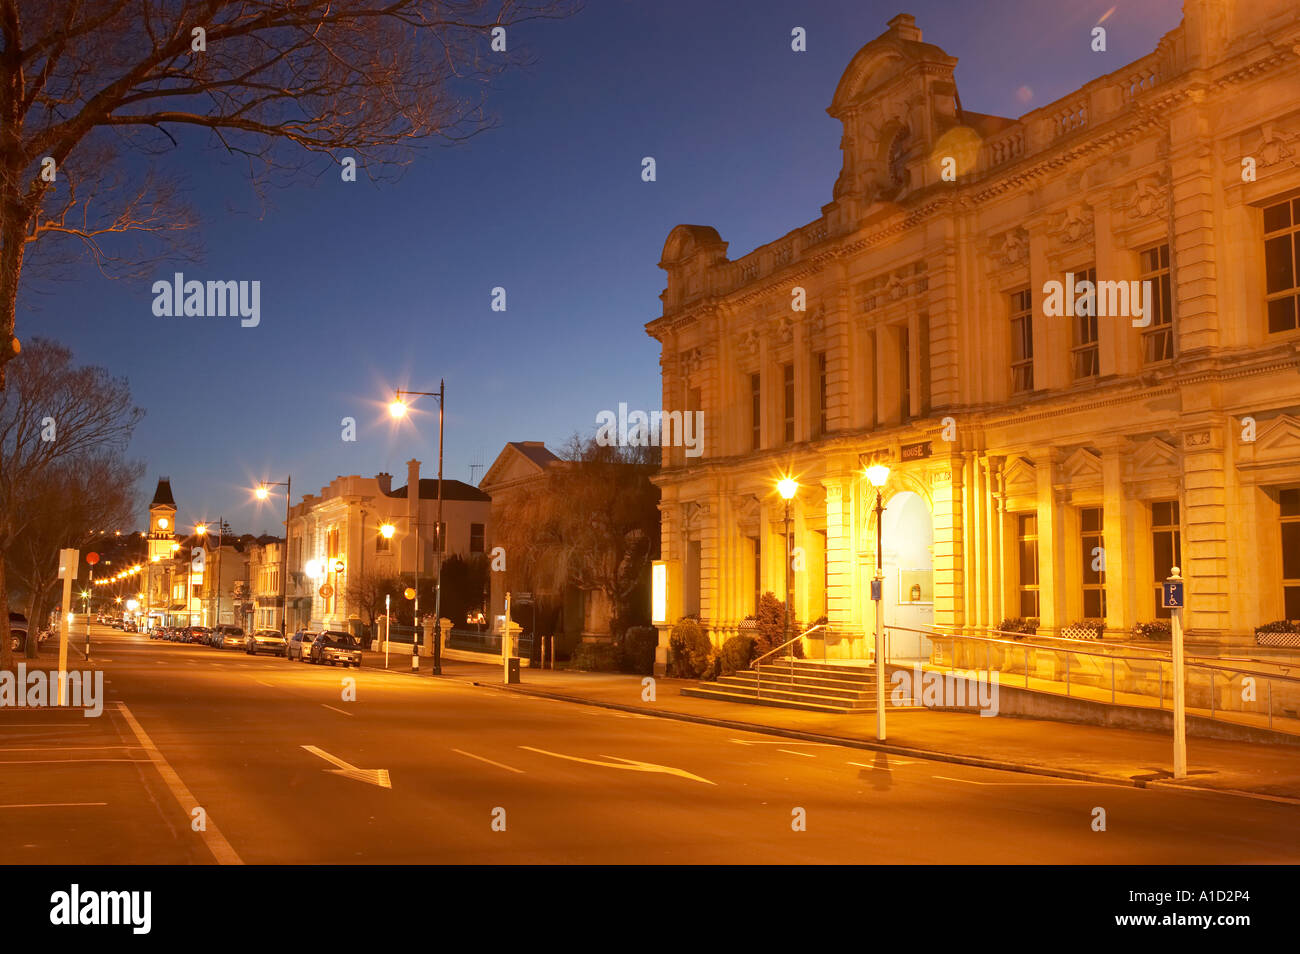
[646,4,1300,655]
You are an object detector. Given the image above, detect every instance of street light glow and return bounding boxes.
[865,463,891,488]
[255,485,269,500]
[380,523,396,539]
[777,476,798,500]
[388,398,408,418]
[196,523,207,535]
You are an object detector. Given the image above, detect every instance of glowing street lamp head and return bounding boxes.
[777,477,798,500]
[865,463,891,488]
[379,523,396,539]
[254,485,269,501]
[195,523,207,536]
[388,397,408,419]
[171,543,181,552]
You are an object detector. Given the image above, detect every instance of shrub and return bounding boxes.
[1257,620,1300,633]
[700,648,722,682]
[752,591,803,659]
[719,634,756,675]
[621,626,659,675]
[1133,620,1172,640]
[569,641,622,672]
[668,618,713,678]
[996,617,1038,638]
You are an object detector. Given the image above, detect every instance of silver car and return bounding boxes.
[213,625,246,649]
[245,630,287,656]
[286,630,318,661]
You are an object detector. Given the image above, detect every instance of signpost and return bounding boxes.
[57,549,78,703]
[1161,568,1186,779]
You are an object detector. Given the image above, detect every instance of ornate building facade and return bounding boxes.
[646,5,1300,653]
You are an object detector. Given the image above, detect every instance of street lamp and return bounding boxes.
[777,476,798,662]
[865,462,891,740]
[196,518,225,628]
[387,382,445,675]
[254,477,293,637]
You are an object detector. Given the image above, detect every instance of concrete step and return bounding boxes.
[720,672,877,699]
[756,661,879,683]
[680,685,873,714]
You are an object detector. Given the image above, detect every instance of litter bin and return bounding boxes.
[506,657,521,684]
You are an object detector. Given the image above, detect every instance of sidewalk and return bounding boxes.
[360,648,1300,804]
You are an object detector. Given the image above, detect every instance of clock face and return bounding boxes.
[157,517,169,530]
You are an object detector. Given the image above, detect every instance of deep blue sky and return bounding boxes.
[21,0,1182,534]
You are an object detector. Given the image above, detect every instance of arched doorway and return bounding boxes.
[880,490,933,660]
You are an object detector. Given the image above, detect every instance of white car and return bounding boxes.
[286,630,318,661]
[245,630,287,656]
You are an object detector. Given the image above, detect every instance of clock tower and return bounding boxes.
[147,477,178,563]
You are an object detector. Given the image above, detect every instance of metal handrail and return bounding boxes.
[754,624,826,698]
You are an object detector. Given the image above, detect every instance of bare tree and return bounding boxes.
[343,568,403,633]
[7,452,141,654]
[0,0,581,386]
[0,338,142,668]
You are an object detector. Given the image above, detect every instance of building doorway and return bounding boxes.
[881,490,933,660]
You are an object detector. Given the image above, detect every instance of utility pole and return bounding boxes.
[1164,567,1187,779]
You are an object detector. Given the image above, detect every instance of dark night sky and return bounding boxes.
[19,0,1181,534]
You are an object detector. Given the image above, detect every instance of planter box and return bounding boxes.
[1255,629,1300,648]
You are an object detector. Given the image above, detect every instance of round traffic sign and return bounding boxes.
[86,552,100,565]
[404,587,416,601]
[319,584,334,598]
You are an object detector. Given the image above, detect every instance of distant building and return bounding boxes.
[287,460,491,633]
[647,4,1300,653]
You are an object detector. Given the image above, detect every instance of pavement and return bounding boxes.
[364,646,1300,804]
[0,625,1296,864]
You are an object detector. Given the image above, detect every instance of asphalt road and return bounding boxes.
[3,625,1298,864]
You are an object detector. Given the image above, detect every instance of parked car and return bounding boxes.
[245,630,287,656]
[213,625,246,649]
[187,626,213,645]
[286,630,319,661]
[8,611,27,652]
[309,630,362,667]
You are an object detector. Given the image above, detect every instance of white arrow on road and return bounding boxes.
[519,746,715,785]
[301,745,391,789]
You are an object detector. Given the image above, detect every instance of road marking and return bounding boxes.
[0,758,150,765]
[253,679,274,687]
[321,704,353,717]
[0,722,88,727]
[451,748,525,774]
[848,759,919,768]
[0,746,138,752]
[930,774,1086,787]
[778,749,817,757]
[301,745,391,788]
[731,739,830,747]
[115,701,244,865]
[0,801,107,809]
[519,746,715,785]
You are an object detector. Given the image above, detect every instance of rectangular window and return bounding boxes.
[1071,266,1100,379]
[1265,198,1300,334]
[470,523,485,554]
[1010,288,1034,392]
[1282,489,1300,619]
[1081,506,1106,619]
[376,528,390,552]
[1140,244,1174,363]
[899,325,911,420]
[815,351,828,437]
[750,373,762,450]
[782,362,795,443]
[1151,500,1181,620]
[1017,513,1040,619]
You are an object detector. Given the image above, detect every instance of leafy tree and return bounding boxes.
[753,591,802,659]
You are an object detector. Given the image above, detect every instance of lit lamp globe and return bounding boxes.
[380,523,396,539]
[865,463,891,488]
[777,477,799,500]
[254,486,269,501]
[388,398,408,419]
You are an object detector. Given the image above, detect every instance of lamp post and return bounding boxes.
[777,477,798,662]
[388,381,445,675]
[255,477,292,637]
[865,462,891,741]
[195,519,224,627]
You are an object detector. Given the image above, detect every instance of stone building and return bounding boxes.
[646,4,1300,654]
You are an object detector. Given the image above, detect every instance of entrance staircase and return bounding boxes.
[681,659,882,714]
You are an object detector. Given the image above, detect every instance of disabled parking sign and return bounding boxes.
[1161,580,1184,609]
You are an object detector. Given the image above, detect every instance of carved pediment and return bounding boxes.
[1126,176,1169,220]
[1051,203,1094,247]
[1253,413,1300,456]
[1059,447,1103,485]
[1128,437,1179,480]
[1002,456,1038,496]
[990,228,1029,267]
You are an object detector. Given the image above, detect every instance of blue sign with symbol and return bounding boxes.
[1161,581,1184,609]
